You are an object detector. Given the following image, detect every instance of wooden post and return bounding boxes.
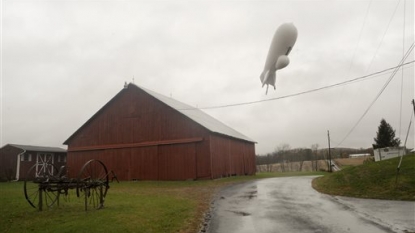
[39,188,43,211]
[100,185,104,209]
[85,188,88,211]
[327,130,332,172]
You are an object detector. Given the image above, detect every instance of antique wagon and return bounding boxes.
[23,159,110,211]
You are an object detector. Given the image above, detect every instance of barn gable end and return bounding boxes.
[64,84,255,180]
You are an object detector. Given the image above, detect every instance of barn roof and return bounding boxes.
[138,84,255,143]
[5,144,66,153]
[64,83,255,144]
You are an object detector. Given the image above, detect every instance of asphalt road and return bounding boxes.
[207,176,415,233]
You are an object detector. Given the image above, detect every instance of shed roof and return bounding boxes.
[64,83,255,144]
[5,144,66,153]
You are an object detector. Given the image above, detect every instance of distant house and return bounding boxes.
[64,83,256,180]
[349,153,371,158]
[0,144,67,181]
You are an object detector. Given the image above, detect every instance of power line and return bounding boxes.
[347,0,372,73]
[365,0,402,73]
[336,42,415,147]
[179,59,415,111]
[399,0,407,140]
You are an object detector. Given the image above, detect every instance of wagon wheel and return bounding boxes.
[77,160,109,211]
[24,163,59,210]
[55,166,74,206]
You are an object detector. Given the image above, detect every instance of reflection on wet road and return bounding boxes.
[208,176,415,233]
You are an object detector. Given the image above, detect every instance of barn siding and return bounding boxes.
[67,87,209,149]
[158,143,196,180]
[210,134,256,179]
[67,141,207,180]
[130,146,158,180]
[196,140,211,179]
[67,151,98,178]
[0,145,20,180]
[210,135,229,178]
[65,85,255,180]
[109,149,131,181]
[245,143,256,175]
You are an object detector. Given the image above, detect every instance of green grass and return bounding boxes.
[313,154,415,200]
[0,171,324,233]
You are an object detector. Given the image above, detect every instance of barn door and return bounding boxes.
[158,143,196,180]
[36,153,55,177]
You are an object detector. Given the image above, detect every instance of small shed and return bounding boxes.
[0,144,67,181]
[64,83,256,180]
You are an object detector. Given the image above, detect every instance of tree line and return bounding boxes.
[256,143,373,172]
[256,118,406,172]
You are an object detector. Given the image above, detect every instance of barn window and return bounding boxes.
[57,154,66,163]
[20,153,32,162]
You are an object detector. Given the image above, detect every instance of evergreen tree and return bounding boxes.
[372,119,401,149]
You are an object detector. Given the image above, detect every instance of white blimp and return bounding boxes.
[260,23,298,94]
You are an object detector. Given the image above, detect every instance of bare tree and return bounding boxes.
[277,143,291,152]
[311,143,319,171]
[275,143,291,172]
[267,154,271,172]
[298,150,305,171]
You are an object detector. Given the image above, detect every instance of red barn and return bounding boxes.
[0,144,67,181]
[64,83,256,180]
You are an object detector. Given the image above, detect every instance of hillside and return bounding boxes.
[312,154,415,200]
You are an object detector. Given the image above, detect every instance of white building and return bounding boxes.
[349,153,371,158]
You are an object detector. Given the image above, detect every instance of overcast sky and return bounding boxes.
[1,0,414,155]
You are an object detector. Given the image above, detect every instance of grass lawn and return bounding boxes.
[0,171,324,233]
[313,154,415,201]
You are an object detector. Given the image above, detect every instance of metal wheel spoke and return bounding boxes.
[90,190,96,208]
[24,159,110,211]
[24,163,59,210]
[78,160,109,210]
[44,190,58,207]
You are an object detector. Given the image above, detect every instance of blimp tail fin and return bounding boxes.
[260,70,267,87]
[261,70,277,94]
[261,70,276,87]
[267,72,276,87]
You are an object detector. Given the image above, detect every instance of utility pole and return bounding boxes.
[396,99,415,186]
[327,130,332,172]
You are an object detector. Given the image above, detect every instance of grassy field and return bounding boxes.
[334,157,367,167]
[313,154,415,201]
[0,171,324,233]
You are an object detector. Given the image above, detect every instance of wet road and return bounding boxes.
[208,176,415,233]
